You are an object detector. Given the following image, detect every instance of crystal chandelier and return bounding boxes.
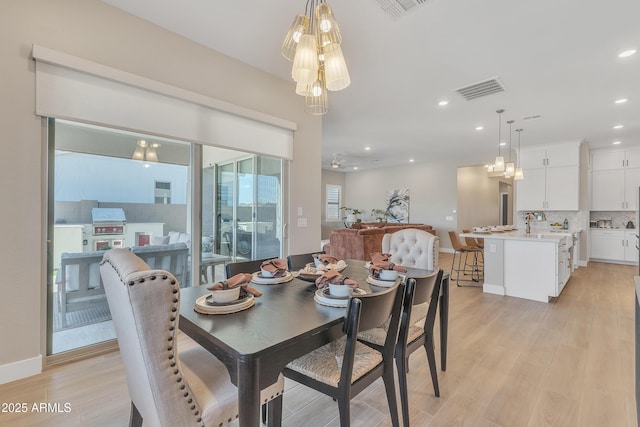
[281,0,350,115]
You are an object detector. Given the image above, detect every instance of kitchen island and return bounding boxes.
[461,230,574,303]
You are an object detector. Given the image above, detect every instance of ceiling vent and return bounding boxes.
[376,0,429,19]
[455,77,506,101]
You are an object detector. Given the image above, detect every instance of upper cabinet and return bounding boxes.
[516,142,581,211]
[591,148,640,211]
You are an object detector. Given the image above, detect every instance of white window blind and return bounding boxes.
[32,45,296,159]
[326,185,342,221]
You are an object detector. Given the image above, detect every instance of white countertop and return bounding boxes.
[461,230,573,242]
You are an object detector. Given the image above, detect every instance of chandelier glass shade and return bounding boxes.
[282,0,350,115]
[504,119,515,178]
[493,109,505,172]
[132,139,159,162]
[514,128,524,180]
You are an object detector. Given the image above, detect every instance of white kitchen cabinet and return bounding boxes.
[592,170,625,210]
[592,148,640,170]
[591,150,640,211]
[625,230,639,263]
[590,229,625,260]
[515,168,545,210]
[516,143,580,211]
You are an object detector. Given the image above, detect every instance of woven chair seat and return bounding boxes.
[286,337,382,387]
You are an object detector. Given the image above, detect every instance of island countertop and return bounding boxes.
[460,230,576,242]
[458,229,576,303]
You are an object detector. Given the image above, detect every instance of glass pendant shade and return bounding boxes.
[324,46,350,91]
[295,81,312,96]
[292,33,319,85]
[132,140,147,160]
[305,69,328,115]
[505,162,515,178]
[145,143,159,162]
[494,156,505,172]
[281,15,310,61]
[514,167,524,180]
[315,3,341,51]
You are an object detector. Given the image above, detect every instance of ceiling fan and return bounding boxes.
[330,153,359,169]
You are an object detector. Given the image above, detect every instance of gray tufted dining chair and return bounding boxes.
[381,228,439,271]
[100,248,284,427]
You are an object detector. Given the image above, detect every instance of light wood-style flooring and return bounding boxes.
[0,254,636,426]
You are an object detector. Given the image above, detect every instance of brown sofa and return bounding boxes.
[324,223,435,261]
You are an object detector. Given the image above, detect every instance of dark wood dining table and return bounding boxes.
[179,260,449,427]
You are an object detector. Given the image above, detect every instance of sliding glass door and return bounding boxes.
[215,155,282,263]
[47,119,191,356]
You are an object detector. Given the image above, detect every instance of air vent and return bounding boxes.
[455,77,506,101]
[523,115,542,121]
[376,0,429,19]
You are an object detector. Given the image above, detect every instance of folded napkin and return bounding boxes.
[369,252,392,264]
[260,258,288,277]
[369,261,407,276]
[314,254,339,265]
[207,273,263,297]
[315,270,359,289]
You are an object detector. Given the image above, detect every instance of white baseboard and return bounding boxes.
[440,248,454,254]
[0,355,42,385]
[483,283,505,296]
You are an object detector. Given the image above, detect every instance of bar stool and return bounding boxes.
[448,230,482,287]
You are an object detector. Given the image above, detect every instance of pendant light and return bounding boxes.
[282,0,350,115]
[514,129,525,180]
[493,109,505,172]
[504,119,515,178]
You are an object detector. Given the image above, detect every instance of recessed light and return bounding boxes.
[438,100,448,107]
[353,166,358,170]
[364,146,371,151]
[500,142,507,146]
[613,124,624,129]
[475,126,484,131]
[619,49,637,58]
[615,98,628,104]
[409,158,415,163]
[613,140,622,145]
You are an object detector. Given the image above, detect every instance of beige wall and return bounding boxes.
[343,160,459,250]
[0,0,321,380]
[320,169,347,239]
[457,166,514,231]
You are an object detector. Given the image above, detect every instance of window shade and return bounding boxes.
[326,185,341,221]
[32,45,295,160]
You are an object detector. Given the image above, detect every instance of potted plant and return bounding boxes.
[370,208,389,223]
[340,207,363,227]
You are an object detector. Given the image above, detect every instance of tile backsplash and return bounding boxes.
[515,211,584,232]
[514,210,639,231]
[590,211,638,229]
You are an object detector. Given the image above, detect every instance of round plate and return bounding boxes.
[314,287,367,307]
[366,275,399,288]
[194,294,255,315]
[307,260,347,272]
[294,271,320,282]
[205,293,252,307]
[251,271,294,284]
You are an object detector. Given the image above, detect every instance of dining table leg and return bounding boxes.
[439,274,449,371]
[237,358,260,427]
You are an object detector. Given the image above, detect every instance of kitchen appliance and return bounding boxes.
[590,220,598,228]
[91,208,126,250]
[627,220,635,229]
[597,218,612,228]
